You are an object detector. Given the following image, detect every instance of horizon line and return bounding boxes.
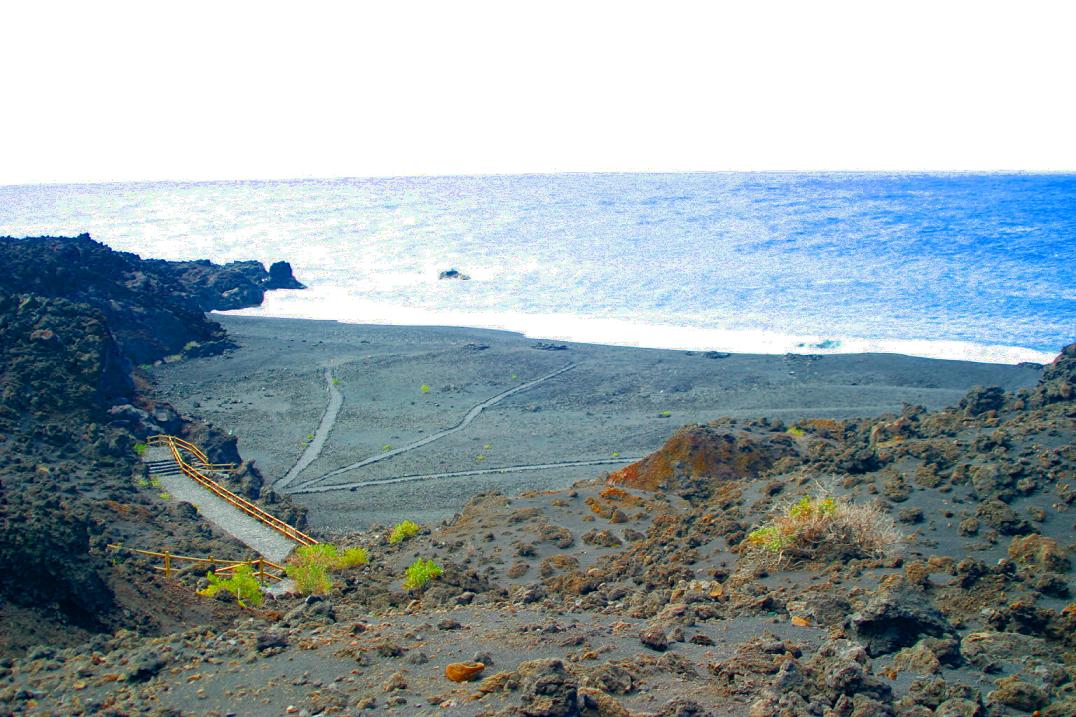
[4,168,1076,190]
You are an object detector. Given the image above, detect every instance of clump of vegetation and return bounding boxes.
[786,426,805,437]
[389,520,421,544]
[198,564,264,607]
[403,558,443,590]
[742,493,901,568]
[286,543,369,595]
[420,384,431,393]
[133,442,148,456]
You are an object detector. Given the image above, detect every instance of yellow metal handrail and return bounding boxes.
[107,544,287,583]
[146,434,318,546]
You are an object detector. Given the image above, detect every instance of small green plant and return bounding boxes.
[659,410,671,417]
[382,444,393,451]
[475,454,486,462]
[339,547,369,568]
[786,426,806,438]
[403,558,443,590]
[198,564,264,607]
[133,442,148,456]
[389,520,421,544]
[286,543,369,595]
[611,451,621,458]
[135,476,151,489]
[158,491,171,500]
[483,443,492,450]
[332,377,340,386]
[288,562,332,595]
[742,493,901,569]
[306,433,315,441]
[420,384,431,393]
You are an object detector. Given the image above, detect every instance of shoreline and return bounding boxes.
[148,314,1043,532]
[220,299,1062,367]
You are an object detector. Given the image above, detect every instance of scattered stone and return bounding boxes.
[255,631,288,652]
[518,658,578,717]
[849,588,954,656]
[987,675,1048,711]
[445,661,485,682]
[639,625,669,652]
[382,671,408,691]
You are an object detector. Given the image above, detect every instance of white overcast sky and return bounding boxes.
[2,1,1074,185]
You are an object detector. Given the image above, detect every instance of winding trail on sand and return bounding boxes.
[274,366,344,490]
[289,362,576,492]
[288,456,641,494]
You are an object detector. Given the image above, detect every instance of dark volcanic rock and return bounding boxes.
[438,268,470,280]
[959,385,1005,416]
[267,260,305,289]
[518,658,579,717]
[850,588,955,656]
[0,235,303,364]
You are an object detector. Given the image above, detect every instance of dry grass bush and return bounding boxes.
[741,492,902,569]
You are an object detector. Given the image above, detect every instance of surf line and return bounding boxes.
[289,456,640,494]
[288,362,576,491]
[275,366,345,490]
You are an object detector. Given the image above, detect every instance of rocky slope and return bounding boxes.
[0,235,307,657]
[2,344,1070,716]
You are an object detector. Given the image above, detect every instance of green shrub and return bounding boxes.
[339,547,369,568]
[786,426,805,438]
[389,520,421,544]
[198,564,264,607]
[743,493,900,569]
[288,562,332,595]
[286,543,368,595]
[403,558,443,590]
[133,442,148,456]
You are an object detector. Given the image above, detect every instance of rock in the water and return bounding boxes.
[267,260,306,289]
[438,268,470,280]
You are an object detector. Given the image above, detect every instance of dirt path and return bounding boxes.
[274,366,344,491]
[288,362,576,492]
[288,455,641,494]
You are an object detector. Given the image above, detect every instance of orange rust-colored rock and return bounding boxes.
[606,425,797,495]
[790,616,810,627]
[445,662,486,682]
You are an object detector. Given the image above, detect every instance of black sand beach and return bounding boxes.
[148,315,1041,532]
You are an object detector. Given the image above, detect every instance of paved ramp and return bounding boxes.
[144,445,301,563]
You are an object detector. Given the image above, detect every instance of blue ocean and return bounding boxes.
[1,173,1073,364]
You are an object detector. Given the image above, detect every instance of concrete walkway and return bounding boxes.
[143,446,297,563]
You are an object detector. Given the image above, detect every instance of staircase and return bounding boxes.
[141,435,315,562]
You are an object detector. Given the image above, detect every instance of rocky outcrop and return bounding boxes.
[606,424,798,500]
[0,234,304,364]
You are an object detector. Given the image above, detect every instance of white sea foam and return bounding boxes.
[223,289,1060,365]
